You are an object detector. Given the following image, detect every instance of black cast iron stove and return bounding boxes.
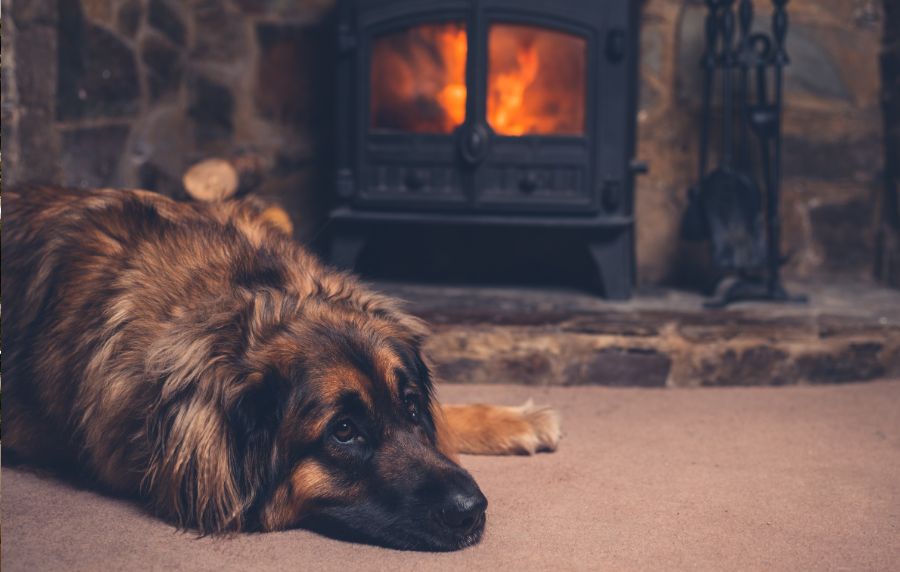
[329,0,643,298]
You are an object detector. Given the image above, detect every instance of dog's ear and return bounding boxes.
[145,363,286,533]
[315,280,431,348]
[227,371,288,524]
[368,296,431,348]
[145,324,249,534]
[229,371,284,446]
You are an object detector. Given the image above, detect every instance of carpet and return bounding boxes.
[3,381,899,571]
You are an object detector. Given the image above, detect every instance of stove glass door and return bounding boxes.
[487,23,586,136]
[370,22,468,134]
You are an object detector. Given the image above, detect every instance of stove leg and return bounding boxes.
[588,229,633,300]
[329,229,367,271]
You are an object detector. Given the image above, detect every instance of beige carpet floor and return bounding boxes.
[3,381,900,571]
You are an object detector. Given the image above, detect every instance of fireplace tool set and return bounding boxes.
[683,0,805,307]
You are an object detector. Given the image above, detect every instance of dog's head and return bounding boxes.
[147,289,485,551]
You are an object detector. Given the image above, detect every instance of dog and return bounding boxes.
[2,185,560,551]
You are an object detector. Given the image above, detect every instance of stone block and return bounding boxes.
[2,0,21,182]
[59,125,130,187]
[639,80,661,113]
[564,347,670,387]
[14,25,57,106]
[58,8,140,120]
[233,0,267,14]
[126,105,194,193]
[794,342,885,383]
[817,314,900,339]
[141,33,182,100]
[256,23,319,125]
[11,0,57,26]
[677,7,850,103]
[562,314,660,337]
[81,0,114,25]
[237,0,334,23]
[117,0,143,38]
[190,0,249,62]
[499,353,555,386]
[137,161,186,199]
[17,106,61,183]
[808,198,874,275]
[782,135,881,182]
[148,0,185,46]
[782,23,851,102]
[187,73,234,144]
[640,23,663,78]
[2,121,21,185]
[433,358,482,384]
[431,347,557,386]
[677,314,815,343]
[883,343,900,377]
[696,346,792,387]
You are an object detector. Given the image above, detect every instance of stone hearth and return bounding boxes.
[373,281,900,387]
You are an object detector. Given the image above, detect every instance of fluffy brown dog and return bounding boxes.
[2,185,560,550]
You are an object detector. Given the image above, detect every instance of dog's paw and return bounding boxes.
[508,399,562,454]
[442,400,562,456]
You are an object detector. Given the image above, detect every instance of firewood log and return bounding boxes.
[182,155,271,202]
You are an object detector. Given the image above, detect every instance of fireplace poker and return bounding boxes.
[699,0,763,275]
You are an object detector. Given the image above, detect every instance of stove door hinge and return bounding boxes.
[606,28,626,63]
[629,159,649,175]
[338,25,356,55]
[601,179,621,211]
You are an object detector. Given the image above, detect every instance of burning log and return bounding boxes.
[182,155,271,202]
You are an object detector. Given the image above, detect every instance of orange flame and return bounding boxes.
[435,27,468,129]
[487,45,539,135]
[486,24,586,136]
[370,23,467,133]
[370,22,584,136]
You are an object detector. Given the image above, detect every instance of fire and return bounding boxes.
[370,22,467,133]
[370,22,584,136]
[435,27,468,129]
[487,24,586,136]
[488,44,539,135]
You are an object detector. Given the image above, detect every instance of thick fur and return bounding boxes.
[2,185,560,548]
[442,400,561,456]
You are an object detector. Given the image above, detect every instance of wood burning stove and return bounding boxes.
[329,0,643,298]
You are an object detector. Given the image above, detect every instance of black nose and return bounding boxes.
[437,489,488,533]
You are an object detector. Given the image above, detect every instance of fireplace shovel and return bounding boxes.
[697,0,764,272]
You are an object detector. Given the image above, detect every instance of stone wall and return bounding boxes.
[2,0,335,242]
[3,0,63,184]
[1,0,889,287]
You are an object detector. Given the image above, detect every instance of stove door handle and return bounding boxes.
[459,123,490,165]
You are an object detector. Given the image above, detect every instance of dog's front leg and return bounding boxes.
[436,401,561,456]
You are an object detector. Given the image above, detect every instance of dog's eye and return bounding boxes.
[333,419,358,443]
[404,395,420,422]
